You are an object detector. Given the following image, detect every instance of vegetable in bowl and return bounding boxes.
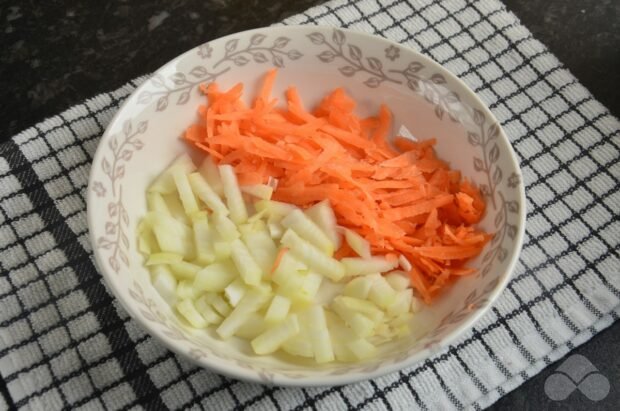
[137,69,490,365]
[87,25,525,385]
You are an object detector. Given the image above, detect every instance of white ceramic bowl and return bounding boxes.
[87,25,525,386]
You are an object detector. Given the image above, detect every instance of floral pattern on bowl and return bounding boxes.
[87,25,525,386]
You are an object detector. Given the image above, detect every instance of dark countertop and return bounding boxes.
[1,0,618,409]
[0,0,325,139]
[2,0,619,141]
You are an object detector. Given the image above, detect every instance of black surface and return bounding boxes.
[1,0,618,409]
[1,0,618,141]
[0,0,324,140]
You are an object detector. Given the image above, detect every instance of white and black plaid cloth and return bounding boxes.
[1,0,618,409]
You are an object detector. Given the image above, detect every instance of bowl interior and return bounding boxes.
[88,26,525,385]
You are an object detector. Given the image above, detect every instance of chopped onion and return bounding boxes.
[139,154,419,364]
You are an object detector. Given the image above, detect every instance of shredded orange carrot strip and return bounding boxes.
[415,245,484,260]
[382,195,454,221]
[270,247,289,274]
[333,241,357,260]
[184,69,490,303]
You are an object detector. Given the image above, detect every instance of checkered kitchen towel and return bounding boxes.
[1,0,619,409]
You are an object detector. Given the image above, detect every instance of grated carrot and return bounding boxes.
[270,247,289,275]
[184,69,491,303]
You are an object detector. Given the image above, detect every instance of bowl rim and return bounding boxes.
[87,24,526,386]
